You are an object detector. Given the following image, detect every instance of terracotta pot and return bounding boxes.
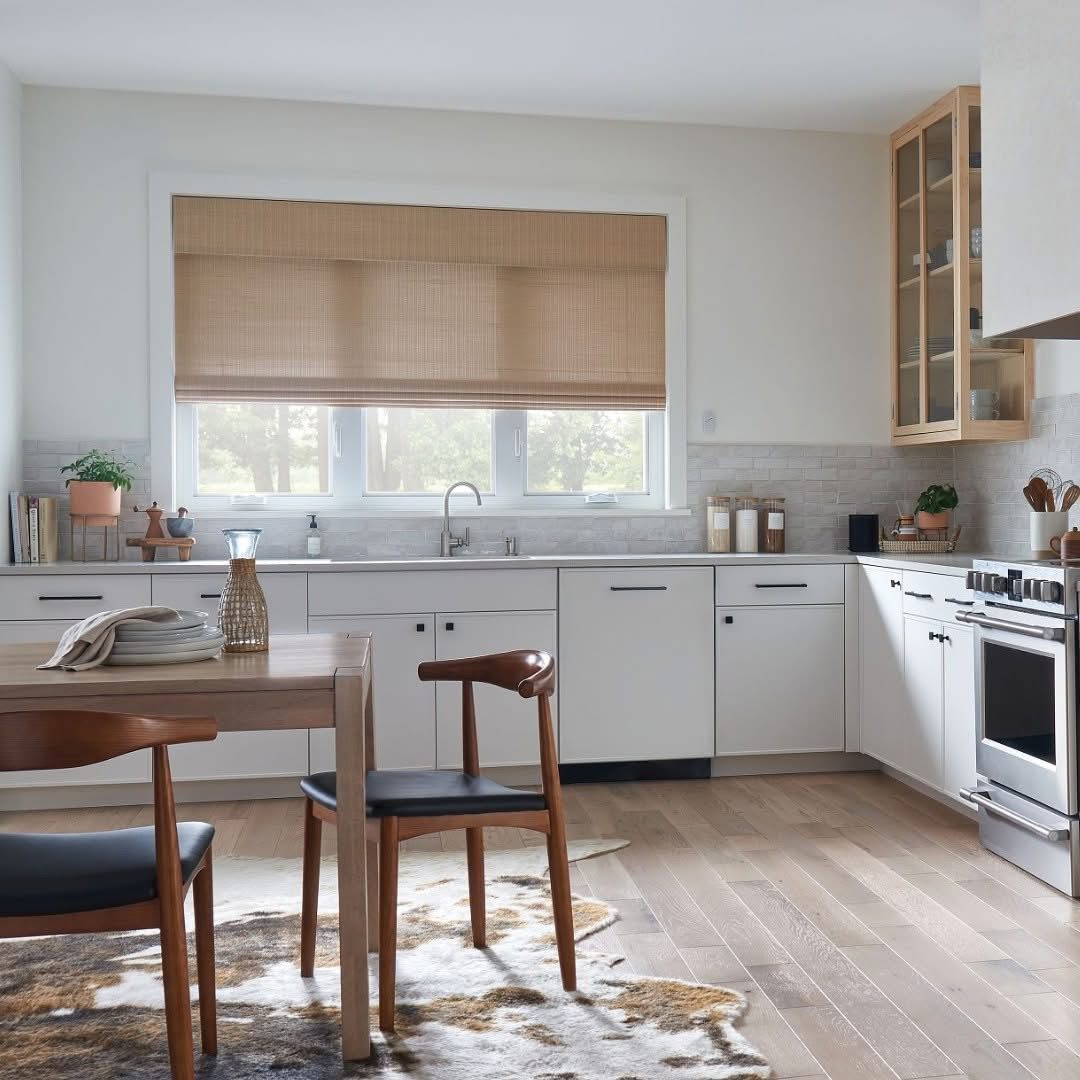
[915,510,949,532]
[67,480,122,519]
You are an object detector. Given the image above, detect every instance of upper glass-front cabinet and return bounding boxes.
[891,86,1032,444]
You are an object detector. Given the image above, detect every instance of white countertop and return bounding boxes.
[0,550,981,576]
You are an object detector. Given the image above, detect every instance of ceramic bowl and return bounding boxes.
[166,517,194,538]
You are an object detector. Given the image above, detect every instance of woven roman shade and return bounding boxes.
[173,196,666,410]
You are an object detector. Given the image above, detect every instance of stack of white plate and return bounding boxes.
[106,610,225,666]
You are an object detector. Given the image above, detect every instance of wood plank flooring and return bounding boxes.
[7,770,1080,1079]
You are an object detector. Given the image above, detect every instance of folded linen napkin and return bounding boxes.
[37,606,182,671]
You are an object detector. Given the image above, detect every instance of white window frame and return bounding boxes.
[150,171,687,514]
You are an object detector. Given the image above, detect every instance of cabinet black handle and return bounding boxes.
[416,622,426,632]
[928,631,948,643]
[609,585,668,592]
[445,621,455,631]
[905,591,933,599]
[724,615,734,624]
[945,598,974,606]
[38,594,103,601]
[890,579,902,588]
[754,583,808,589]
[200,593,222,600]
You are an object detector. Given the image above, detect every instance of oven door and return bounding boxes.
[958,607,1076,816]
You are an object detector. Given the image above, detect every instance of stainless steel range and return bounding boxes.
[957,558,1080,895]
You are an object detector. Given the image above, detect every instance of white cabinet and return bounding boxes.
[558,567,714,763]
[435,610,557,768]
[942,625,977,800]
[0,749,150,790]
[152,571,310,781]
[0,619,76,644]
[902,615,946,790]
[308,615,437,771]
[152,572,308,633]
[859,565,907,769]
[716,605,844,754]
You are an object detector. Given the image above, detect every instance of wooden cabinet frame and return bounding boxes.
[890,86,1033,445]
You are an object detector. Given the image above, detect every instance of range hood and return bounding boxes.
[993,311,1080,340]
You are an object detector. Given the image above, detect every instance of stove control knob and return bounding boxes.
[965,570,979,590]
[1040,580,1064,604]
[992,575,1010,594]
[1023,578,1038,599]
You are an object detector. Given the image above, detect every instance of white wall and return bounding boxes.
[0,64,21,527]
[21,87,889,446]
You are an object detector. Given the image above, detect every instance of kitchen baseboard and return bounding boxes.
[880,764,977,820]
[560,758,712,784]
[710,751,878,777]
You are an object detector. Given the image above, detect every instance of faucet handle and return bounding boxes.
[461,526,470,551]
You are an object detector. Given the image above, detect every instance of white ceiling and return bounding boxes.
[0,0,981,134]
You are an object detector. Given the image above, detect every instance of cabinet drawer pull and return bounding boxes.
[904,590,933,599]
[890,579,901,588]
[38,594,104,601]
[945,597,974,606]
[416,622,426,633]
[754,583,808,589]
[200,593,222,600]
[445,621,455,631]
[609,586,668,592]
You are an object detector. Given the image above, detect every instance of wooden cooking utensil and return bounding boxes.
[1048,487,1057,512]
[1024,483,1044,511]
[1030,476,1050,511]
[1062,484,1080,513]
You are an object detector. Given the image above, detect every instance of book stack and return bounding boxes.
[9,494,60,564]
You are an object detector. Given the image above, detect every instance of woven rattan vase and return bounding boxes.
[219,530,268,653]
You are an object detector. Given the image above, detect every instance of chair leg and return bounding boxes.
[466,827,486,948]
[159,879,195,1080]
[367,837,380,954]
[378,817,400,1032]
[193,851,217,1056]
[546,810,577,992]
[300,798,322,977]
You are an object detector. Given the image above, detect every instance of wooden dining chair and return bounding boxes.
[298,649,575,1032]
[0,710,219,1080]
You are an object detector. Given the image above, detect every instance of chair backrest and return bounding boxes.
[417,650,555,698]
[0,710,217,772]
[416,650,559,802]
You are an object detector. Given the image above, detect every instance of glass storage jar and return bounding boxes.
[705,495,732,553]
[734,497,758,553]
[759,497,786,554]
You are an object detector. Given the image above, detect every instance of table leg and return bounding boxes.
[335,667,371,1061]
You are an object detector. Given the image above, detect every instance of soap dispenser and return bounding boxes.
[306,513,322,558]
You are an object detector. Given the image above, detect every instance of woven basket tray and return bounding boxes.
[877,527,962,554]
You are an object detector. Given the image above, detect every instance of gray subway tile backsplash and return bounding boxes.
[21,397,1080,560]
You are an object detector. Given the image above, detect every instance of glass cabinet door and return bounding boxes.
[924,111,956,425]
[894,131,922,428]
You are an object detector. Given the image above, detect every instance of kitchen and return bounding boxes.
[4,2,1080,1078]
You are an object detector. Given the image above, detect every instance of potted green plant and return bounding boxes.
[914,483,959,533]
[61,450,135,519]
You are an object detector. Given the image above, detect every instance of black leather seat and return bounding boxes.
[0,823,215,918]
[300,769,547,818]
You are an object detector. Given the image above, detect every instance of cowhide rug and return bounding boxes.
[0,839,770,1079]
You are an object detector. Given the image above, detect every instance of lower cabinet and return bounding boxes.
[902,615,946,789]
[308,615,437,772]
[0,619,78,644]
[152,572,311,781]
[434,610,557,769]
[859,565,907,769]
[308,610,556,771]
[558,567,714,763]
[716,605,845,754]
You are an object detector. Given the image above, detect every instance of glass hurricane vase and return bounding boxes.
[219,529,269,653]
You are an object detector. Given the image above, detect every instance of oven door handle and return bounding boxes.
[954,610,1065,642]
[959,788,1071,841]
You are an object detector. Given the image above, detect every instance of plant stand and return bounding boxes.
[125,536,196,562]
[69,514,121,562]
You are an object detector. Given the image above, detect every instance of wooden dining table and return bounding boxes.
[0,633,374,1062]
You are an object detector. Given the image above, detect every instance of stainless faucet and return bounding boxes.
[440,481,483,557]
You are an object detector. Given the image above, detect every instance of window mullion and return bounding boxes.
[492,410,525,498]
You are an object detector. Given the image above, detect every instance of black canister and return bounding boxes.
[848,513,879,552]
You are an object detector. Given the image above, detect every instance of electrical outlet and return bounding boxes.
[701,411,717,435]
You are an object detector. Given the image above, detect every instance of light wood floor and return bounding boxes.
[8,771,1080,1079]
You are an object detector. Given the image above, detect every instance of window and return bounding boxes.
[168,192,672,510]
[180,403,662,508]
